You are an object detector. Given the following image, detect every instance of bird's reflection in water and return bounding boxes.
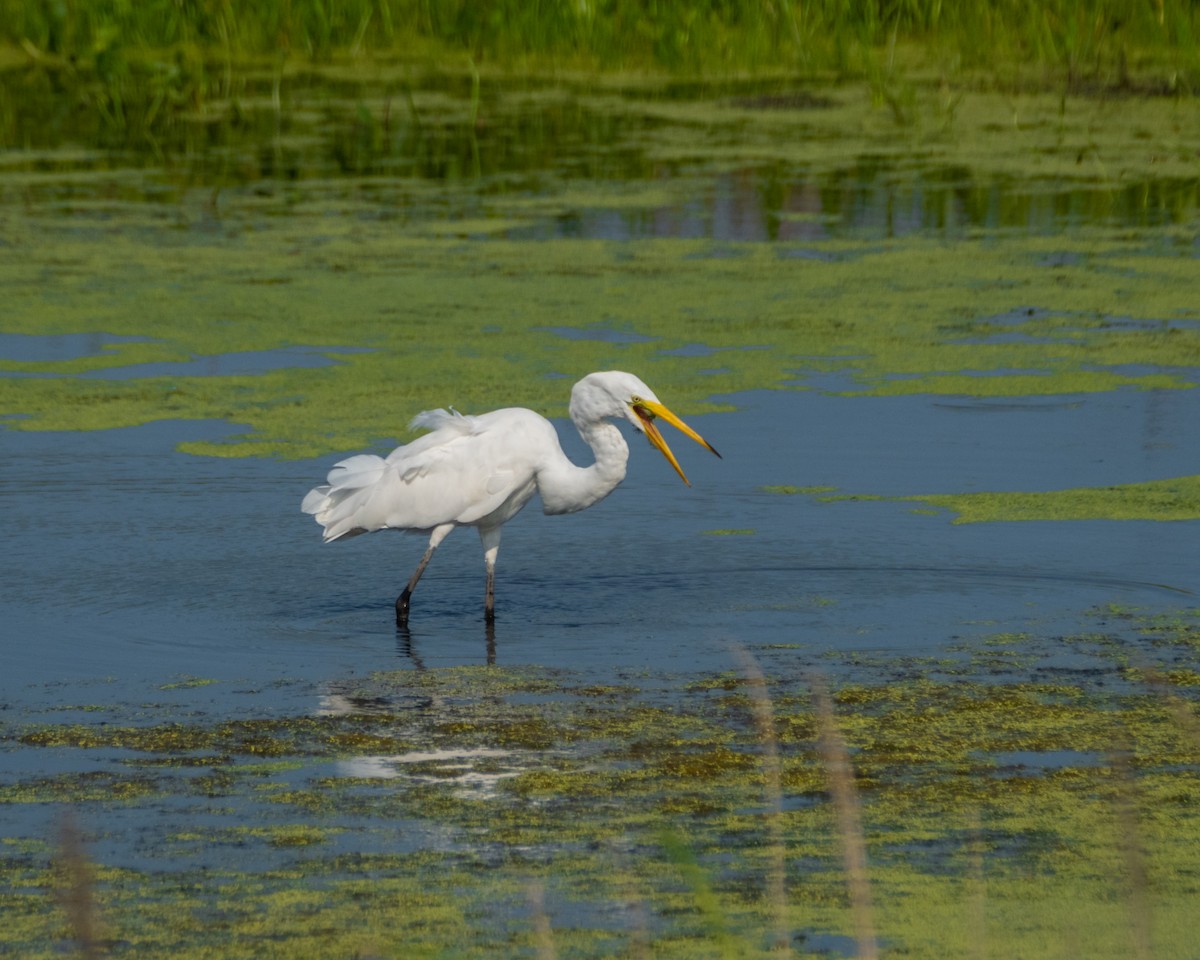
[395,620,497,668]
[394,623,425,670]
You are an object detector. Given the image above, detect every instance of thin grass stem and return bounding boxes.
[967,809,987,960]
[527,881,558,960]
[810,673,878,960]
[55,810,103,960]
[1109,746,1153,960]
[734,645,791,956]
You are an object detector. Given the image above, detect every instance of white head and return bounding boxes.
[570,371,721,485]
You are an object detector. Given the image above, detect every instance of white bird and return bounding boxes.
[301,370,721,625]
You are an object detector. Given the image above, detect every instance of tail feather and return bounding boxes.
[301,453,389,542]
[302,411,478,542]
[300,485,331,515]
[325,454,388,490]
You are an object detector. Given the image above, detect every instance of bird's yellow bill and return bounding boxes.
[633,400,722,486]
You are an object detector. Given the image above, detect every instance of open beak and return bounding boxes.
[633,400,722,486]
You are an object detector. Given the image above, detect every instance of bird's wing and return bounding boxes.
[408,408,469,435]
[382,409,529,526]
[303,408,544,540]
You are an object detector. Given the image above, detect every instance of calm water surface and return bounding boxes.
[4,386,1193,688]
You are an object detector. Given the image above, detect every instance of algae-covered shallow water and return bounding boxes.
[1,67,1199,958]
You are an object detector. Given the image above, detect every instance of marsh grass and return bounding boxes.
[1140,665,1200,749]
[54,811,103,960]
[811,674,879,960]
[527,881,559,960]
[658,828,746,958]
[735,648,790,955]
[1110,747,1153,960]
[0,0,1195,148]
[2,0,1195,78]
[966,811,987,960]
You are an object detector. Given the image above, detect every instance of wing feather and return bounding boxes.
[302,407,550,541]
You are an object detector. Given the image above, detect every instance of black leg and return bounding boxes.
[480,528,501,624]
[396,525,453,626]
[484,564,496,623]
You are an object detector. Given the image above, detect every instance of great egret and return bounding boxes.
[301,370,721,625]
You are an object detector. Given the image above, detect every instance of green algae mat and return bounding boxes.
[3,609,1200,958]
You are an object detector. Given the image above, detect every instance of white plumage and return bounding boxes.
[301,408,540,540]
[302,371,720,625]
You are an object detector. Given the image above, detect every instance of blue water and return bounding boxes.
[3,384,1193,703]
[0,341,367,379]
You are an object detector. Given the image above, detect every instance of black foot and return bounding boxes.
[395,590,412,627]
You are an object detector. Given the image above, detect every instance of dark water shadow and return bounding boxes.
[395,620,498,669]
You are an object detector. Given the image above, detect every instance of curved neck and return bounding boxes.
[538,418,630,515]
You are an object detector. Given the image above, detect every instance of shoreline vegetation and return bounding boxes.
[1,1,1197,103]
[2,2,1196,183]
[1,0,1197,75]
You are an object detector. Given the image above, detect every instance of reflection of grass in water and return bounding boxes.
[7,609,1200,958]
[2,1,1195,92]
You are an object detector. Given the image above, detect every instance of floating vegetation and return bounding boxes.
[0,224,1196,458]
[909,474,1200,523]
[770,475,1200,522]
[158,676,219,690]
[2,608,1199,958]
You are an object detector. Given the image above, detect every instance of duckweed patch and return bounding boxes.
[2,228,1195,460]
[908,474,1200,523]
[235,824,339,848]
[1,80,1197,458]
[776,475,1200,522]
[0,771,163,805]
[14,715,418,758]
[3,615,1199,958]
